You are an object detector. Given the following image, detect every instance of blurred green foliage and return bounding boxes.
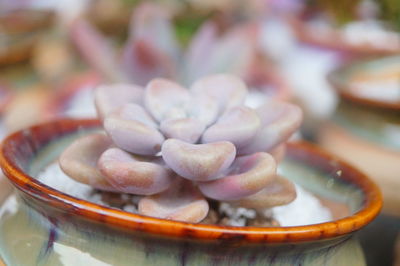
[378,0,400,30]
[308,0,362,25]
[174,11,212,46]
[309,0,400,30]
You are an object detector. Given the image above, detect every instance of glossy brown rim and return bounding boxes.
[328,56,400,111]
[0,119,382,243]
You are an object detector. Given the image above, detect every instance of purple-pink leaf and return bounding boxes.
[145,78,190,121]
[198,152,276,201]
[160,118,205,143]
[239,100,302,155]
[205,26,255,77]
[138,179,209,223]
[121,39,175,86]
[188,95,219,126]
[161,139,236,181]
[231,176,296,209]
[95,84,144,119]
[69,18,127,82]
[104,104,164,155]
[98,148,174,195]
[59,133,116,191]
[184,21,218,84]
[202,106,261,148]
[270,144,286,163]
[191,74,248,113]
[129,2,180,61]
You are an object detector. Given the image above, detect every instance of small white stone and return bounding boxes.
[123,204,137,213]
[38,162,333,226]
[272,184,332,226]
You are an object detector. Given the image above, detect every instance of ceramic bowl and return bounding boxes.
[319,56,400,215]
[0,119,381,265]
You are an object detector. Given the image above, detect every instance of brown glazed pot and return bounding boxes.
[0,119,381,265]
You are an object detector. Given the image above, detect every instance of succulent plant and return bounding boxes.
[60,74,302,223]
[69,2,293,105]
[70,3,267,90]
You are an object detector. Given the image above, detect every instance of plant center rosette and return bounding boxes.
[59,74,302,224]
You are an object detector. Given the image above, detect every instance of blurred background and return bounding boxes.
[0,0,398,265]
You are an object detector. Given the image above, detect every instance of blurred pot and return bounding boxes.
[0,9,54,66]
[319,55,400,215]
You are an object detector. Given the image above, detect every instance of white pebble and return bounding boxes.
[272,184,332,226]
[38,162,332,226]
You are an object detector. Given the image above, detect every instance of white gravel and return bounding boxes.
[38,162,106,205]
[38,162,332,226]
[272,184,332,226]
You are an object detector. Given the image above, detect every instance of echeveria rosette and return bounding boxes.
[59,74,302,224]
[69,2,256,88]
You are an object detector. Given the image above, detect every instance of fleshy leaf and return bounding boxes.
[138,179,209,223]
[187,95,219,126]
[160,118,206,143]
[205,25,255,77]
[183,21,218,84]
[59,133,116,191]
[69,18,127,82]
[104,104,164,155]
[191,74,248,113]
[98,148,174,195]
[239,100,302,155]
[198,152,276,201]
[145,78,190,121]
[230,176,296,209]
[121,39,175,86]
[270,144,286,163]
[129,2,180,62]
[202,106,261,148]
[161,139,236,181]
[95,84,144,119]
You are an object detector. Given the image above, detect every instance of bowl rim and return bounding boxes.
[328,55,400,111]
[0,119,382,243]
